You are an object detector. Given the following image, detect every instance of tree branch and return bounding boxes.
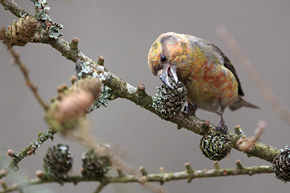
[39,34,279,162]
[1,1,280,162]
[0,4,281,188]
[0,129,56,179]
[217,26,290,126]
[0,164,273,193]
[8,48,50,111]
[93,182,108,193]
[0,0,30,18]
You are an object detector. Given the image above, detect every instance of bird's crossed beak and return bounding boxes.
[158,63,178,88]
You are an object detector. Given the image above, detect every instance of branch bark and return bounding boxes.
[0,129,56,179]
[0,0,280,163]
[40,33,279,162]
[0,165,274,193]
[0,0,30,18]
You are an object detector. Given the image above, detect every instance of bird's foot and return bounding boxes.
[182,102,197,118]
[216,121,228,134]
[216,108,228,134]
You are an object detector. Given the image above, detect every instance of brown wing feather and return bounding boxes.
[217,48,244,96]
[203,40,245,96]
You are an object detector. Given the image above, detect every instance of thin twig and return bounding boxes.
[0,165,273,193]
[42,34,279,162]
[33,25,280,162]
[236,121,266,152]
[1,2,281,162]
[66,123,167,193]
[0,129,56,179]
[0,3,282,192]
[111,157,167,193]
[8,48,50,111]
[93,182,108,193]
[217,26,290,126]
[0,0,30,18]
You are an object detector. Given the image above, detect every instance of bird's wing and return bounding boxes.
[202,39,245,96]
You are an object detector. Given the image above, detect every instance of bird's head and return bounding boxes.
[148,32,190,88]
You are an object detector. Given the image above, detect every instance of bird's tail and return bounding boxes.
[229,97,259,111]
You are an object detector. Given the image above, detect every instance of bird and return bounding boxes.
[148,32,258,132]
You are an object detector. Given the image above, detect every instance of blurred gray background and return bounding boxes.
[1,0,290,193]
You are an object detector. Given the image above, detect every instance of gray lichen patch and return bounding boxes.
[75,60,113,111]
[126,83,137,94]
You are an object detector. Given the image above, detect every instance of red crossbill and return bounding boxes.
[148,32,258,132]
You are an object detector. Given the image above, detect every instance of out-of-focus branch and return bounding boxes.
[1,2,280,162]
[0,1,280,163]
[93,182,108,193]
[0,0,30,18]
[236,121,266,152]
[8,48,50,111]
[217,26,290,126]
[0,129,56,179]
[44,77,166,193]
[64,126,166,193]
[0,164,273,193]
[0,15,46,111]
[38,33,280,162]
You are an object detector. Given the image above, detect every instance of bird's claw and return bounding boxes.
[182,102,197,118]
[217,122,228,134]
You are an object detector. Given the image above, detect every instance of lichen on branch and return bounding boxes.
[0,1,283,189]
[0,164,274,193]
[0,0,280,163]
[0,129,56,180]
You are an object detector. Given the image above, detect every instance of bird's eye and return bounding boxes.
[160,55,166,63]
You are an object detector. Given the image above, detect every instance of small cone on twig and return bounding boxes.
[43,144,73,180]
[272,146,290,182]
[200,129,232,161]
[81,146,112,177]
[153,80,187,119]
[6,16,38,48]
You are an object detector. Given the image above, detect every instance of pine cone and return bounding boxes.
[200,130,232,161]
[43,144,73,179]
[152,81,187,119]
[6,16,38,47]
[81,148,112,177]
[272,146,290,182]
